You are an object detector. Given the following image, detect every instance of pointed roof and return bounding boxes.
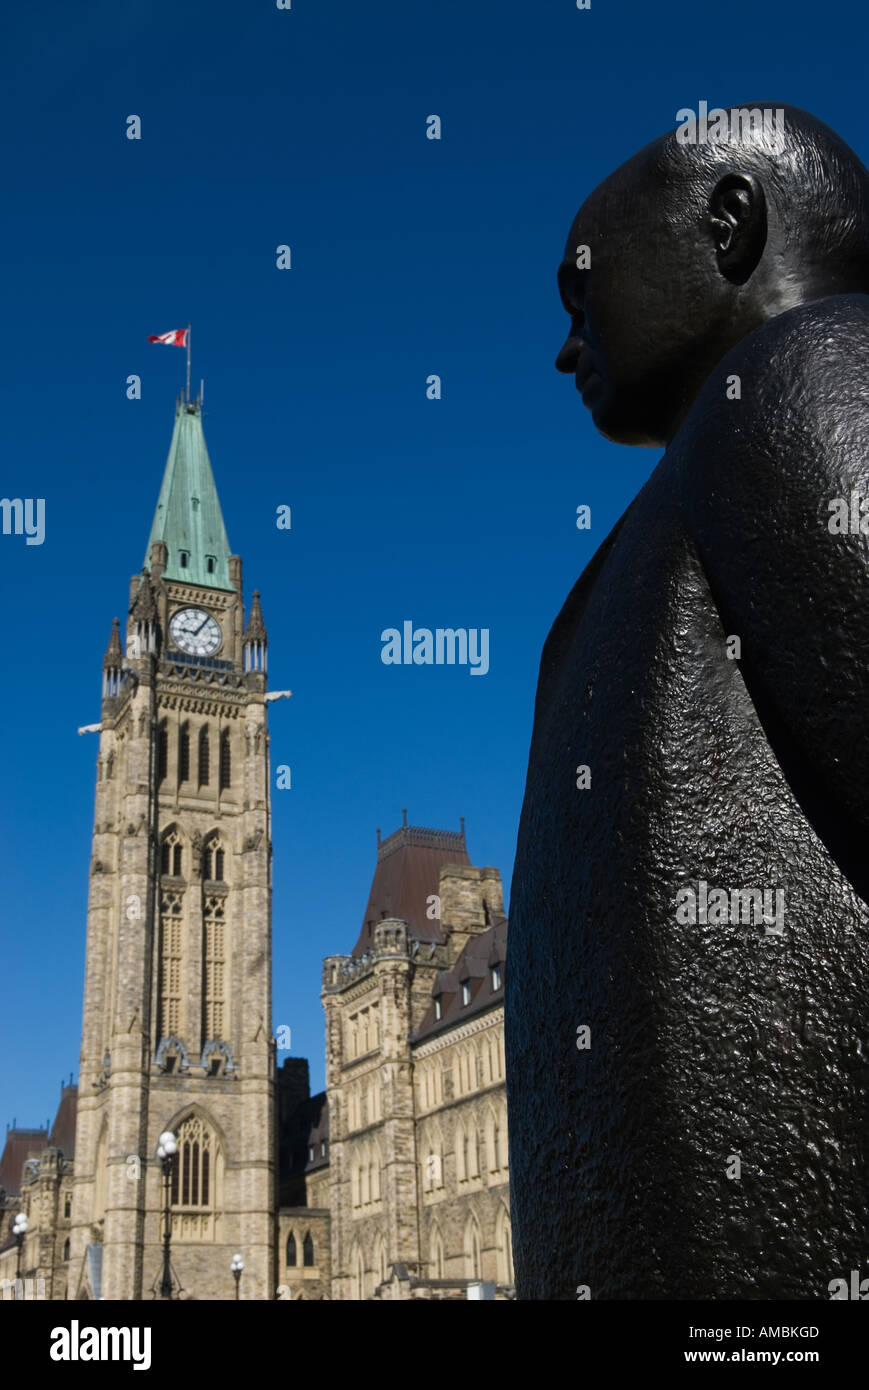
[144,398,233,591]
[244,589,267,642]
[0,1127,48,1199]
[103,617,122,669]
[130,574,157,621]
[49,1084,78,1160]
[351,820,470,958]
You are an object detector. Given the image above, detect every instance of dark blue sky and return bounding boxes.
[1,0,865,1128]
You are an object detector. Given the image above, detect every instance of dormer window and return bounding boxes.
[461,980,471,1006]
[308,1145,315,1162]
[434,997,443,1021]
[491,964,502,991]
[206,555,216,574]
[179,551,189,569]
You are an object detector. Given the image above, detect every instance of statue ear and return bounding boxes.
[709,173,767,283]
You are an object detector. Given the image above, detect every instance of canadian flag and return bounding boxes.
[148,328,188,347]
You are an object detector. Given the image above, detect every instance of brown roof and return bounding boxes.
[0,1129,48,1199]
[49,1085,78,1159]
[352,822,470,958]
[412,917,507,1043]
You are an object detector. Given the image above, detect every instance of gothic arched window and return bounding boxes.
[178,722,190,785]
[170,1114,222,1242]
[464,1216,482,1280]
[456,1120,467,1184]
[303,1232,314,1267]
[203,835,226,885]
[157,721,168,783]
[198,726,210,787]
[286,1232,297,1267]
[360,1146,370,1206]
[219,729,231,790]
[161,828,183,879]
[468,1123,480,1179]
[485,1106,498,1175]
[63,1238,70,1261]
[423,1124,443,1192]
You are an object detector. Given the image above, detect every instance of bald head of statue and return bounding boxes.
[556,103,869,446]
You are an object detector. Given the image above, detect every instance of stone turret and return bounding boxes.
[101,619,123,701]
[243,590,268,675]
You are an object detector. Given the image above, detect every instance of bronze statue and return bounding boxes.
[507,104,869,1300]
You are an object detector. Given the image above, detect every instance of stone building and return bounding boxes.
[0,1084,77,1299]
[0,397,511,1302]
[316,818,513,1300]
[2,394,276,1301]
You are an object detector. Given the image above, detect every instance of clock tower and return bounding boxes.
[69,394,276,1300]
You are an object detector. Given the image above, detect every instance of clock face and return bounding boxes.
[169,608,222,657]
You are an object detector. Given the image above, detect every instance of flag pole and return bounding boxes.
[186,323,192,404]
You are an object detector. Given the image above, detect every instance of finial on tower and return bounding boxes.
[243,590,268,674]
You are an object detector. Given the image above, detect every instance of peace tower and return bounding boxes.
[68,395,275,1300]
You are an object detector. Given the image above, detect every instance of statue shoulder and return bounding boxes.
[729,292,869,397]
[681,293,869,491]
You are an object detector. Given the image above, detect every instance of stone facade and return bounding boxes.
[0,1108,76,1301]
[0,402,511,1303]
[319,829,513,1300]
[41,398,274,1302]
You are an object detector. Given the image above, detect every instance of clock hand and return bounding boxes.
[193,616,210,635]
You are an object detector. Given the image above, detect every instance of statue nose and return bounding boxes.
[556,335,583,372]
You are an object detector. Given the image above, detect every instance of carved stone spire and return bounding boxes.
[102,619,122,699]
[244,590,267,643]
[103,617,122,669]
[243,590,268,674]
[130,575,157,622]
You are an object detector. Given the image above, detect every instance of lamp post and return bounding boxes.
[231,1253,243,1300]
[156,1130,178,1299]
[12,1213,28,1281]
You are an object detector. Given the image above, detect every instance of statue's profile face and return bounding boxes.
[556,146,721,447]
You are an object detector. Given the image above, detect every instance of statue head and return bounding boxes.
[557,103,869,446]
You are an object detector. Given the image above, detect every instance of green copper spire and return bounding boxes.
[144,398,233,591]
